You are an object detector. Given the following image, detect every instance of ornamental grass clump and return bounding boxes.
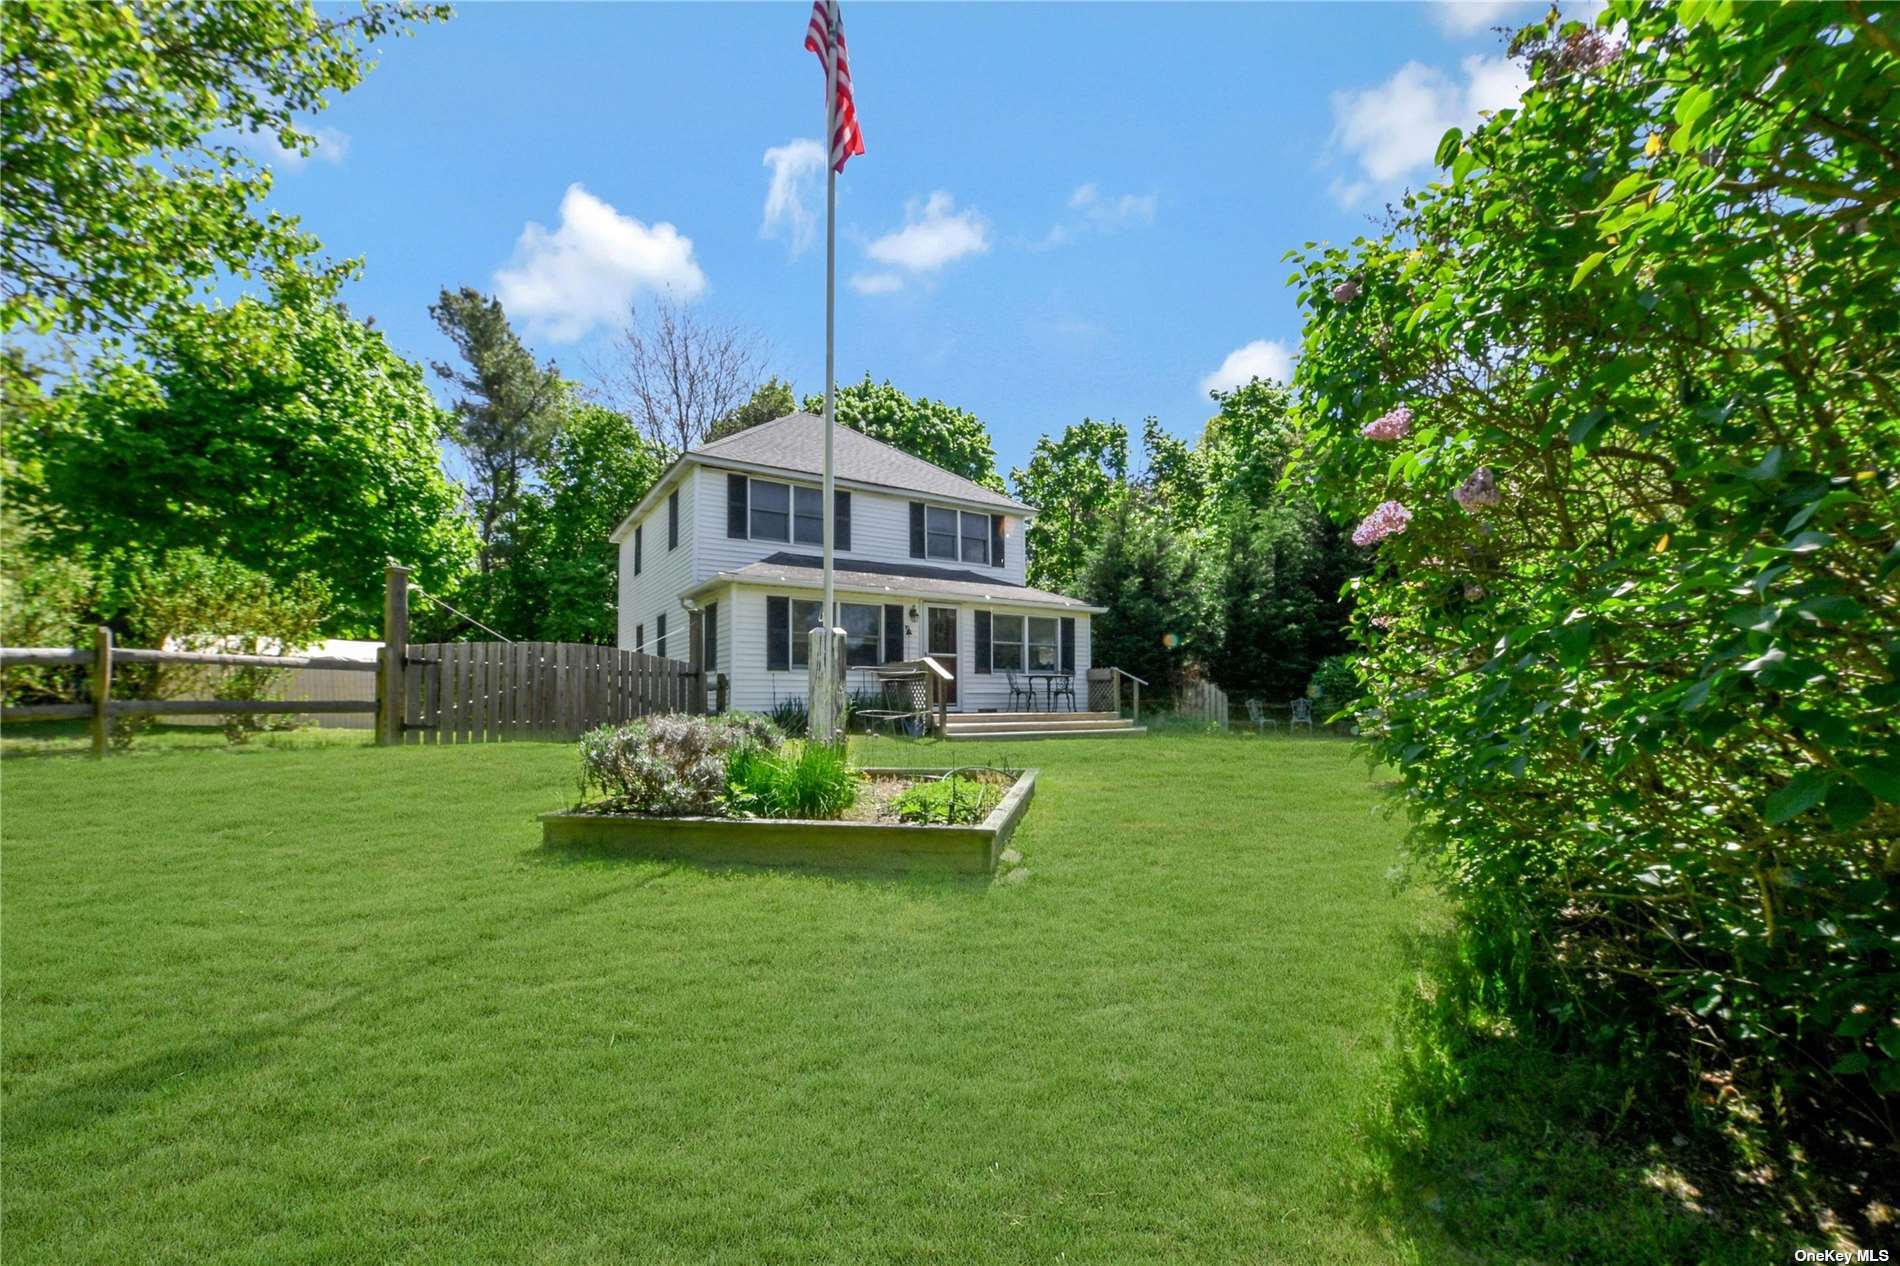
[578,713,781,815]
[1284,0,1900,1173]
[726,739,859,820]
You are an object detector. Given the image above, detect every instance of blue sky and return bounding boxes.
[262,0,1543,476]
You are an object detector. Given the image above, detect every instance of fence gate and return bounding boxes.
[400,642,699,744]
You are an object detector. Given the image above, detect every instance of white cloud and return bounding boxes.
[493,183,707,342]
[1328,54,1528,204]
[761,138,824,256]
[1069,182,1157,229]
[235,125,350,171]
[1428,0,1531,36]
[864,192,990,277]
[849,271,904,295]
[1199,340,1294,396]
[1036,182,1158,248]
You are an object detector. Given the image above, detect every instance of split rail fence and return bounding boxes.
[0,566,720,756]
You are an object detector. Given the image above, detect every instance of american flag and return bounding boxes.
[805,0,865,173]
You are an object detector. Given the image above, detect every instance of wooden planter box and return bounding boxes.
[539,767,1037,873]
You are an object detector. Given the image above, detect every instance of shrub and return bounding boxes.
[1307,655,1362,713]
[578,712,780,815]
[727,740,859,820]
[1286,0,1899,1154]
[893,774,1002,825]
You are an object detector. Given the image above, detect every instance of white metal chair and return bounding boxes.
[1289,698,1315,734]
[1245,698,1275,733]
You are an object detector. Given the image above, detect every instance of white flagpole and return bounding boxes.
[811,0,841,744]
[821,6,836,640]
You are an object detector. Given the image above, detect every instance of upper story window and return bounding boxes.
[912,500,1001,567]
[728,473,851,550]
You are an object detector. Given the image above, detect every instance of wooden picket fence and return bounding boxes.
[1176,677,1231,729]
[399,641,702,744]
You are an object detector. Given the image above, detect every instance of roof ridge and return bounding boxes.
[692,409,816,454]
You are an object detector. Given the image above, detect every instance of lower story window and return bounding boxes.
[789,599,824,669]
[785,599,888,670]
[990,614,1058,672]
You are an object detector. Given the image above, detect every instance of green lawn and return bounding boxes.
[0,731,1781,1262]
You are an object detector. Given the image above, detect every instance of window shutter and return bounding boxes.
[1061,617,1075,673]
[636,624,644,653]
[991,515,1006,568]
[834,490,852,552]
[668,489,680,549]
[974,610,992,675]
[766,596,789,671]
[882,604,903,664]
[908,502,926,558]
[656,612,667,659]
[705,602,718,671]
[634,525,643,575]
[727,474,748,538]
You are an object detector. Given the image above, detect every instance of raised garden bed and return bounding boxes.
[540,767,1037,873]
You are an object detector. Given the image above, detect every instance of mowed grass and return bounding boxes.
[4,731,1436,1262]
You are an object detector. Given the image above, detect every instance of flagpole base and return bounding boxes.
[807,627,848,747]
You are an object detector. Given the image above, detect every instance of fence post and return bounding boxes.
[91,625,112,759]
[379,564,410,747]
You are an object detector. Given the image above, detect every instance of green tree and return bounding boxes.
[1288,0,1898,1151]
[429,287,567,570]
[519,404,664,643]
[707,376,796,442]
[804,375,1005,491]
[0,0,446,340]
[1081,499,1199,696]
[22,271,475,633]
[1202,503,1352,703]
[1010,419,1131,593]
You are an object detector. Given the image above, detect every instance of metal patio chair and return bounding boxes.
[1245,698,1275,733]
[1048,673,1077,712]
[1006,669,1037,711]
[1289,698,1315,734]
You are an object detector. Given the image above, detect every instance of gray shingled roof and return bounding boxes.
[691,412,1030,513]
[692,552,1099,612]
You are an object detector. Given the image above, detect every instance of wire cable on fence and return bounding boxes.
[408,585,513,643]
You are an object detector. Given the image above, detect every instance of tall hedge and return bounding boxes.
[1288,0,1897,1147]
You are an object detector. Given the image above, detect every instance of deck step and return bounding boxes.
[946,711,1117,724]
[944,718,1135,734]
[943,725,1147,741]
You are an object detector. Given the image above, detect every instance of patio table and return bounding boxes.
[1027,672,1070,711]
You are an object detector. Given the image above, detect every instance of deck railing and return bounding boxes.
[1087,667,1148,723]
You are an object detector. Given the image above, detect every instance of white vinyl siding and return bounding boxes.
[716,587,1090,716]
[616,470,697,659]
[692,466,1028,587]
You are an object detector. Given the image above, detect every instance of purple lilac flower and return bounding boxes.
[1361,405,1413,442]
[1352,500,1413,547]
[1332,279,1362,304]
[1453,467,1502,513]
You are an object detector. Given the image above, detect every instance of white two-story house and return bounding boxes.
[611,411,1101,715]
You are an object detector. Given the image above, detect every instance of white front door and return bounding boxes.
[925,606,958,706]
